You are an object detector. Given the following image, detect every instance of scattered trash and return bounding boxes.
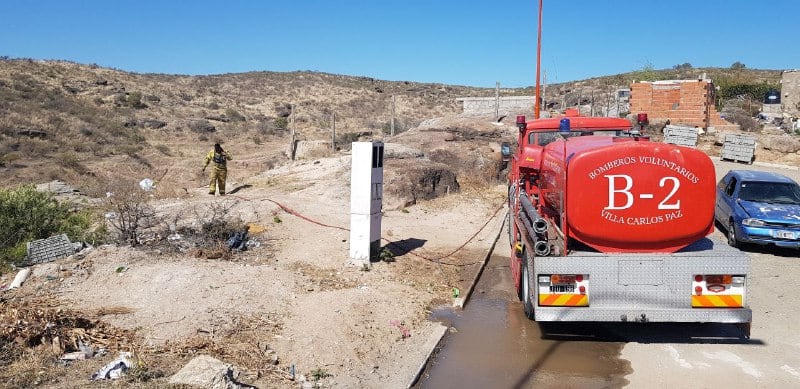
[104,211,117,220]
[24,233,75,266]
[91,351,132,380]
[139,178,155,191]
[452,287,460,298]
[9,268,31,289]
[389,319,411,339]
[115,266,127,274]
[60,351,89,361]
[245,239,260,249]
[246,223,266,234]
[227,230,249,251]
[61,343,93,361]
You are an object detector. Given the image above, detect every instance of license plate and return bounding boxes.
[771,230,797,240]
[549,284,575,293]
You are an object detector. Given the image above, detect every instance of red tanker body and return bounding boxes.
[538,134,717,253]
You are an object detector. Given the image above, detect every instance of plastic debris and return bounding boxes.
[91,352,132,380]
[9,268,32,289]
[139,178,155,191]
[389,319,411,339]
[227,230,248,251]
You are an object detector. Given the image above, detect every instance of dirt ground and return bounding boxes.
[0,150,508,388]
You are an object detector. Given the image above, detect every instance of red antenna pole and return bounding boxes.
[534,0,543,119]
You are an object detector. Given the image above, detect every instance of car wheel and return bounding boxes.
[727,220,740,248]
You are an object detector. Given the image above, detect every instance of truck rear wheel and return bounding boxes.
[522,251,535,320]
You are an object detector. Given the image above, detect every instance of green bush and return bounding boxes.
[126,92,146,109]
[0,185,105,269]
[274,117,288,130]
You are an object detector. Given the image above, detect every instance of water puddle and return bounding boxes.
[414,255,631,388]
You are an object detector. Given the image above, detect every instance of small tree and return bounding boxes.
[730,61,746,70]
[104,187,158,246]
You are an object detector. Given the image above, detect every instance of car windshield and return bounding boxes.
[738,182,800,205]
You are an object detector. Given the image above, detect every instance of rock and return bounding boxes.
[168,355,246,389]
[384,143,424,159]
[189,120,216,133]
[36,180,81,195]
[761,134,800,153]
[16,128,48,138]
[206,115,230,123]
[294,140,332,160]
[383,162,459,210]
[141,119,167,129]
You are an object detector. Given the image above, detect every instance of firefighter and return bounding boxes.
[202,143,232,196]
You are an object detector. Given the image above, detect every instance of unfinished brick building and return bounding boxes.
[630,79,737,131]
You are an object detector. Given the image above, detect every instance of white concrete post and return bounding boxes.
[349,142,384,267]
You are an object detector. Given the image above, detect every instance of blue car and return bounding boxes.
[715,170,800,250]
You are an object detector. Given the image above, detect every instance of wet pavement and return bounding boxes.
[414,254,632,389]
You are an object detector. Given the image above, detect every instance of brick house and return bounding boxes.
[630,79,738,131]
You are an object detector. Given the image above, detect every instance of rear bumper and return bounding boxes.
[533,307,751,323]
[531,238,752,324]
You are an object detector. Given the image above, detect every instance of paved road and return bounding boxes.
[622,158,800,388]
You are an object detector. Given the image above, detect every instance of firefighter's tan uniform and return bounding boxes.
[203,150,232,195]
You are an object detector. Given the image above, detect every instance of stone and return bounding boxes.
[168,355,246,389]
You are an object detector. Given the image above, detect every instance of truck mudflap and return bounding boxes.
[531,238,752,324]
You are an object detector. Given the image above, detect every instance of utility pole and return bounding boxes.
[390,95,396,136]
[495,82,500,119]
[331,112,336,151]
[542,70,547,115]
[289,104,296,160]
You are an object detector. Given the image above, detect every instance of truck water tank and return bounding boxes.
[540,136,716,253]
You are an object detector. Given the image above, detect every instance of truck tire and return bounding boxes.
[522,251,535,320]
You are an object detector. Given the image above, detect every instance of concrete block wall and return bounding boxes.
[782,70,800,118]
[630,80,736,130]
[457,96,537,115]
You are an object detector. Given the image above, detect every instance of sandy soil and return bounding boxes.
[2,151,507,388]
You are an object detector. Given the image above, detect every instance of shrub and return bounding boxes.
[126,92,147,109]
[274,117,288,130]
[225,108,246,122]
[0,185,103,269]
[104,186,158,246]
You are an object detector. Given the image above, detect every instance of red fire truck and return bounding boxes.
[507,111,752,336]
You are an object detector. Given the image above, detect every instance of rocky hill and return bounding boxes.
[0,58,791,197]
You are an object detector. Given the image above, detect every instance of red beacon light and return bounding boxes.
[516,115,527,132]
[630,113,648,137]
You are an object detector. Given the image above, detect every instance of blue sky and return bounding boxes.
[1,0,797,88]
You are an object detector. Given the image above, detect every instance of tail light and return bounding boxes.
[538,273,589,307]
[692,274,745,308]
